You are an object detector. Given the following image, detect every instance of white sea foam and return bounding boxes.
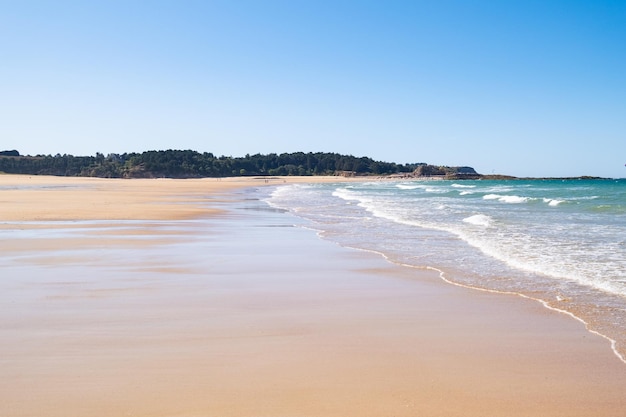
[396,184,421,190]
[424,187,447,193]
[544,198,564,206]
[483,194,529,203]
[500,195,529,203]
[332,188,359,201]
[451,183,476,188]
[462,214,492,227]
[483,194,501,200]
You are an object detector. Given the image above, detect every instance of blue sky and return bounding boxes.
[1,1,625,177]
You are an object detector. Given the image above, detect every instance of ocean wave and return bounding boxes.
[332,187,359,201]
[483,194,529,203]
[263,179,626,364]
[591,205,626,214]
[395,184,422,190]
[393,183,448,193]
[462,214,493,227]
[543,198,564,206]
[483,194,502,200]
[421,186,447,193]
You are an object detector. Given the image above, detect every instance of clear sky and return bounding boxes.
[1,1,625,178]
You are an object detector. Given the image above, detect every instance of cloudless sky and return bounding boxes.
[1,0,625,177]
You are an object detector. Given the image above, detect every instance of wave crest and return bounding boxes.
[463,214,493,227]
[483,194,529,203]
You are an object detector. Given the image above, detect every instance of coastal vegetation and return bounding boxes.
[0,149,477,179]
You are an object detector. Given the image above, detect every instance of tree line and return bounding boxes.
[0,149,422,178]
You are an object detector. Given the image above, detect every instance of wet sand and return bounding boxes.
[1,174,625,416]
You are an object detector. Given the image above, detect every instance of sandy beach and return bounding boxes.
[1,174,625,417]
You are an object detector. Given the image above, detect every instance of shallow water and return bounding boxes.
[264,178,626,362]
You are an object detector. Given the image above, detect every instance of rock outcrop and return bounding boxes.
[413,164,480,179]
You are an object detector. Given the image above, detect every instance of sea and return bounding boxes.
[262,178,626,363]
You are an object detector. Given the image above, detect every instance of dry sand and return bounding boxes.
[1,174,625,417]
[0,174,347,222]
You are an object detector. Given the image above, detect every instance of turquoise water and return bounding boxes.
[264,178,626,362]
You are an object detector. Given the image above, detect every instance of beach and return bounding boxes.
[1,174,625,417]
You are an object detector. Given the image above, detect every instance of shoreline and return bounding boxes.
[429,264,626,365]
[1,174,625,416]
[0,174,353,222]
[334,243,626,366]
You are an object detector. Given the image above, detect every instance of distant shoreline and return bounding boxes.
[2,149,618,180]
